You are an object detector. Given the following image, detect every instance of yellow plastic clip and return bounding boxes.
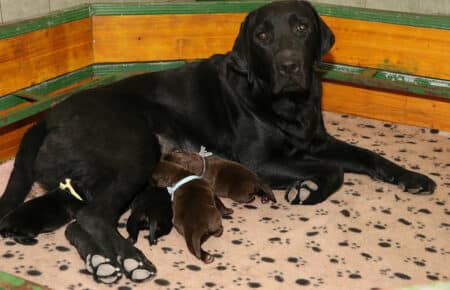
[59,178,84,201]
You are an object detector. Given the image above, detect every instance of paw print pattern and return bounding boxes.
[337,223,362,234]
[172,261,186,271]
[426,272,449,281]
[315,209,328,216]
[305,226,328,237]
[202,281,224,290]
[366,221,388,230]
[295,276,325,287]
[267,270,284,283]
[379,268,411,280]
[329,199,348,207]
[327,254,346,265]
[230,238,254,247]
[305,241,322,253]
[286,213,310,222]
[360,252,382,262]
[371,206,392,215]
[338,240,360,249]
[339,208,361,219]
[404,257,426,267]
[272,226,292,234]
[258,216,280,224]
[378,238,401,248]
[287,256,307,267]
[268,236,290,245]
[215,262,237,272]
[227,227,247,235]
[337,270,362,279]
[55,259,71,271]
[227,216,247,225]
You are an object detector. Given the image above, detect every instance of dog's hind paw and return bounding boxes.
[86,254,122,284]
[118,256,157,283]
[285,180,318,205]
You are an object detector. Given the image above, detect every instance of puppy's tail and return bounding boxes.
[0,120,47,219]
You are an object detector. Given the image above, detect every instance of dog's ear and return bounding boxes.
[318,15,335,57]
[302,1,335,58]
[230,13,255,82]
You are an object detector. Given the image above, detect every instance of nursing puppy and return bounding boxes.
[126,186,173,246]
[151,160,227,263]
[164,152,276,204]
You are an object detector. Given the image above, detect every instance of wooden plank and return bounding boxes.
[322,81,450,131]
[0,114,43,162]
[93,14,450,80]
[0,18,94,97]
[322,16,450,81]
[92,14,244,63]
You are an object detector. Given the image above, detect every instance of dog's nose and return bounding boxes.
[278,61,300,75]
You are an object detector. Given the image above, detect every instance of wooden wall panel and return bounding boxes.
[0,18,94,97]
[322,81,450,131]
[92,14,245,63]
[93,14,450,80]
[322,16,450,81]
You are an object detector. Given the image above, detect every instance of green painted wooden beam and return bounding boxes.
[1,60,449,129]
[0,1,448,41]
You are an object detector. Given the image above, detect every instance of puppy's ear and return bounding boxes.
[184,229,202,260]
[302,1,335,58]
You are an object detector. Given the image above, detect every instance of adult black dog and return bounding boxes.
[0,0,435,284]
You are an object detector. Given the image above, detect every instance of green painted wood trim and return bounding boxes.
[1,1,448,41]
[0,95,25,111]
[91,1,450,30]
[90,1,268,16]
[0,5,91,40]
[313,3,450,30]
[92,61,187,75]
[317,63,450,99]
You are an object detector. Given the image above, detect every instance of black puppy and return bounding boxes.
[126,186,173,246]
[0,0,435,284]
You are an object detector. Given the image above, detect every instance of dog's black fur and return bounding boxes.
[126,186,173,246]
[0,0,435,284]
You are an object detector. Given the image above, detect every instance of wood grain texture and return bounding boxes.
[0,18,94,97]
[92,14,245,63]
[322,16,450,81]
[322,81,450,131]
[93,14,450,80]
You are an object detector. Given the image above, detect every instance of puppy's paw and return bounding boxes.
[118,256,157,283]
[0,217,38,245]
[86,254,122,284]
[285,180,318,205]
[397,171,436,195]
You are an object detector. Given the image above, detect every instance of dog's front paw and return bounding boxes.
[397,171,436,195]
[86,254,122,284]
[285,180,318,205]
[118,256,157,283]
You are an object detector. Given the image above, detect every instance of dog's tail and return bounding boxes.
[0,120,47,219]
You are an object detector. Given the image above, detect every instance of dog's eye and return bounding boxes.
[295,24,308,34]
[256,32,271,43]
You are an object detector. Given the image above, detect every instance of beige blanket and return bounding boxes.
[0,112,449,290]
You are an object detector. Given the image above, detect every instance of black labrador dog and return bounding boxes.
[0,0,435,284]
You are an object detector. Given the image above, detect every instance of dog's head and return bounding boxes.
[231,0,334,95]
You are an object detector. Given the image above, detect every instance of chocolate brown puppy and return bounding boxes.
[164,152,276,204]
[151,160,226,263]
